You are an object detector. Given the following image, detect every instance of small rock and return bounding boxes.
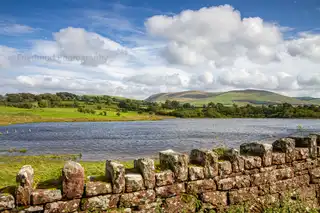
[188,166,204,181]
[187,179,216,194]
[243,156,262,170]
[190,149,218,178]
[32,189,62,205]
[81,194,119,211]
[85,181,112,197]
[155,170,174,186]
[159,149,189,182]
[218,161,232,176]
[62,161,85,199]
[119,190,156,208]
[106,160,126,194]
[125,173,145,192]
[201,191,227,207]
[0,193,15,210]
[155,183,185,198]
[16,165,34,206]
[134,158,155,189]
[44,199,80,213]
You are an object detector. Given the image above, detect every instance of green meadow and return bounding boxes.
[0,106,167,126]
[0,155,133,191]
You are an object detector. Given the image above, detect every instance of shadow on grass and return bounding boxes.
[125,167,139,174]
[0,185,16,195]
[87,175,109,182]
[36,178,62,190]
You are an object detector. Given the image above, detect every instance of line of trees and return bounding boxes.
[1,92,319,118]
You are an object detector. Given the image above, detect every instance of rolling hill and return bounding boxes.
[145,90,320,106]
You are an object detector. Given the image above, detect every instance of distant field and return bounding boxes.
[0,106,167,126]
[146,90,318,106]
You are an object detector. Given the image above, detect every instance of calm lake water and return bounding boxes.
[0,119,319,161]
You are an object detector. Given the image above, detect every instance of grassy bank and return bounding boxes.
[0,106,170,126]
[0,154,136,190]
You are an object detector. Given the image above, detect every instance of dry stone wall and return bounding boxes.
[1,133,320,213]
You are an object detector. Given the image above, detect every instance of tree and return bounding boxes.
[38,100,49,108]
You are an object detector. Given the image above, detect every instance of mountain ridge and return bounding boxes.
[145,89,320,106]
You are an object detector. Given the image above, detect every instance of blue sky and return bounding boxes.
[0,0,320,98]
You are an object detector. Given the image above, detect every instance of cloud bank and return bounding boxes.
[1,5,320,98]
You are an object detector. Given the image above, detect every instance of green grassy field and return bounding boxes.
[0,155,162,191]
[0,155,134,191]
[146,90,318,106]
[0,106,168,126]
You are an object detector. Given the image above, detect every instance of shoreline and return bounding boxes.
[0,115,173,126]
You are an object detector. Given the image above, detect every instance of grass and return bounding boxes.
[0,106,170,126]
[0,154,161,191]
[0,154,137,191]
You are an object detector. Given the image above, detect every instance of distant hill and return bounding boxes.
[145,89,320,106]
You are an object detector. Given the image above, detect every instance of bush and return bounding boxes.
[116,112,121,116]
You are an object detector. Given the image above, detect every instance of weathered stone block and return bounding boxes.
[119,190,156,208]
[243,156,262,170]
[16,165,34,188]
[0,194,15,211]
[155,183,185,198]
[252,172,275,186]
[217,177,235,190]
[62,161,85,199]
[134,158,155,189]
[133,199,162,213]
[274,167,294,180]
[294,148,309,161]
[201,191,227,207]
[232,157,245,173]
[160,149,189,182]
[44,199,80,213]
[310,167,320,183]
[234,175,251,189]
[260,165,277,173]
[243,168,260,175]
[309,135,318,158]
[270,179,297,194]
[187,179,216,194]
[240,143,272,166]
[162,195,197,213]
[155,170,174,186]
[188,166,204,181]
[125,173,145,193]
[16,165,34,206]
[16,186,31,207]
[81,194,119,211]
[31,189,62,205]
[85,181,112,197]
[290,136,311,147]
[23,205,44,212]
[106,160,126,194]
[294,174,310,188]
[258,184,271,195]
[229,187,259,205]
[218,161,232,176]
[272,153,286,165]
[190,149,218,178]
[273,138,295,153]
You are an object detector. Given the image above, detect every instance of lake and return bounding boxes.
[0,119,319,161]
